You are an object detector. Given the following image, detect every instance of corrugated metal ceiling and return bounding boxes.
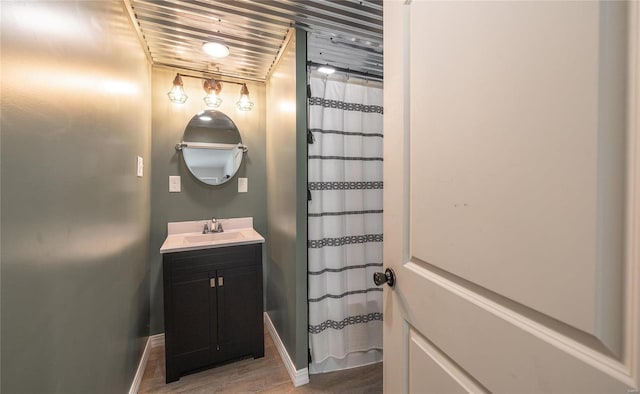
[126,0,383,82]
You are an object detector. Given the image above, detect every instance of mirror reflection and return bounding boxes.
[176,110,247,185]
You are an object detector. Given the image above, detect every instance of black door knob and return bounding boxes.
[373,268,396,288]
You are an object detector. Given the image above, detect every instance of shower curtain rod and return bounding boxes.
[307,61,383,81]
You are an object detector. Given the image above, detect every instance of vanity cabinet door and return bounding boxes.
[164,268,217,383]
[215,264,263,363]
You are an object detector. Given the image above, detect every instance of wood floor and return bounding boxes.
[138,328,383,393]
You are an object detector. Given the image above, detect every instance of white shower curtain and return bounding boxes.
[307,74,383,374]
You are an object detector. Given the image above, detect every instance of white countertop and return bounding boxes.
[160,217,265,254]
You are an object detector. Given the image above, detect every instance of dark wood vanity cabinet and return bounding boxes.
[162,243,264,383]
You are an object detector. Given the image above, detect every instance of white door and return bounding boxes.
[382,1,640,392]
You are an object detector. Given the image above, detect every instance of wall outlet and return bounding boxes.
[238,177,248,193]
[169,176,181,192]
[136,156,143,177]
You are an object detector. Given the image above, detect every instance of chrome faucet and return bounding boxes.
[203,217,224,234]
[211,217,224,233]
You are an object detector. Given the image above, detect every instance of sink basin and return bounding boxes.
[160,217,264,254]
[183,232,245,244]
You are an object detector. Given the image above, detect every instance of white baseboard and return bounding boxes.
[149,333,165,348]
[264,312,310,387]
[130,320,312,391]
[129,333,164,394]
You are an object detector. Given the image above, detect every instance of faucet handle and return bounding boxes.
[203,222,211,234]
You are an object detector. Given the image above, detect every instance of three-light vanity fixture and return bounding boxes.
[167,73,254,111]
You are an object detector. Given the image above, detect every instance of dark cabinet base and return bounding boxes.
[165,342,265,383]
[163,243,264,383]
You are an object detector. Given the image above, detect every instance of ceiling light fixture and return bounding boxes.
[202,42,230,58]
[236,84,254,111]
[317,66,336,75]
[167,74,188,104]
[203,78,222,108]
[308,60,383,82]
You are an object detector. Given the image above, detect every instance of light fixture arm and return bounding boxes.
[172,74,184,86]
[203,78,222,94]
[177,72,245,87]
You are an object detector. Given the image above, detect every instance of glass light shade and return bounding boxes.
[203,78,223,108]
[202,42,230,58]
[167,74,188,103]
[203,93,222,108]
[236,95,254,111]
[236,84,254,111]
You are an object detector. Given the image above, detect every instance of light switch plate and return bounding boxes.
[169,176,181,192]
[238,177,248,193]
[136,156,143,177]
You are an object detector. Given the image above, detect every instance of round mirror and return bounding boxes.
[176,110,247,185]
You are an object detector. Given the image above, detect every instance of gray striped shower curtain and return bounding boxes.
[307,74,383,374]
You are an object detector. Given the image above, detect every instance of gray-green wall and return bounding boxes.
[1,2,152,393]
[266,29,309,370]
[149,67,267,334]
